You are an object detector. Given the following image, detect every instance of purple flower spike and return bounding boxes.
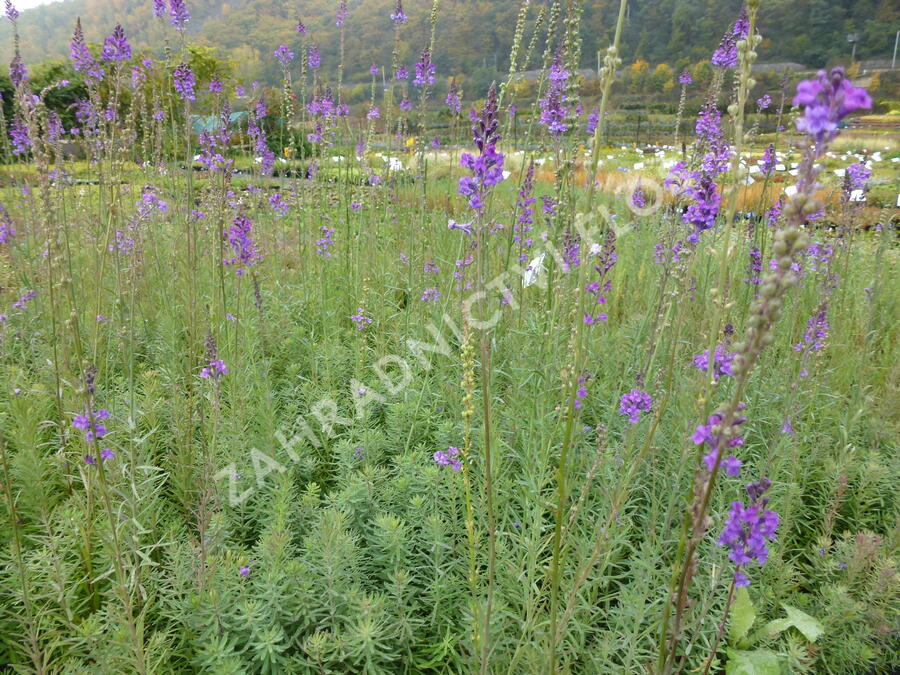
[794,303,829,355]
[711,7,749,69]
[223,213,261,274]
[0,206,16,245]
[691,409,746,455]
[619,389,652,425]
[540,55,570,135]
[717,478,779,587]
[586,107,600,134]
[350,308,372,331]
[390,0,407,25]
[693,345,736,381]
[173,62,195,101]
[169,0,190,29]
[70,19,103,82]
[445,80,461,114]
[274,45,294,67]
[9,115,30,155]
[846,162,871,191]
[457,83,504,213]
[308,44,321,70]
[702,449,742,477]
[336,1,348,27]
[101,24,131,62]
[760,143,776,176]
[72,408,110,442]
[433,446,461,471]
[630,185,647,209]
[9,53,27,88]
[793,68,871,142]
[316,225,335,258]
[200,359,228,380]
[413,47,435,87]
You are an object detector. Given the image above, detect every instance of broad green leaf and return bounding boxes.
[781,604,824,643]
[729,586,757,646]
[761,617,793,638]
[760,605,825,643]
[725,649,782,675]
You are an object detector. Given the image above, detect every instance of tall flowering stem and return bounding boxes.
[385,0,407,155]
[703,1,759,409]
[457,310,482,666]
[336,3,346,110]
[406,0,440,330]
[674,70,691,148]
[503,2,546,149]
[547,0,627,671]
[498,0,532,110]
[657,65,871,674]
[459,84,502,675]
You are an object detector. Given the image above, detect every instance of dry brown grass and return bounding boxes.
[538,161,863,216]
[829,133,898,153]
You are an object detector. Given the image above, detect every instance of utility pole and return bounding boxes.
[893,30,898,69]
[847,33,858,63]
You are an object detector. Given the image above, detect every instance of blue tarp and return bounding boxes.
[190,111,248,133]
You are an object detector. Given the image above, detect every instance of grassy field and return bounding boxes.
[1,2,899,674]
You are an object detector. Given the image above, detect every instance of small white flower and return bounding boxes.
[523,253,546,288]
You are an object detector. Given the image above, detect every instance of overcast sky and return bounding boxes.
[13,0,62,10]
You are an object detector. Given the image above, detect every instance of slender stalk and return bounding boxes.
[703,4,759,412]
[546,1,627,671]
[700,578,737,675]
